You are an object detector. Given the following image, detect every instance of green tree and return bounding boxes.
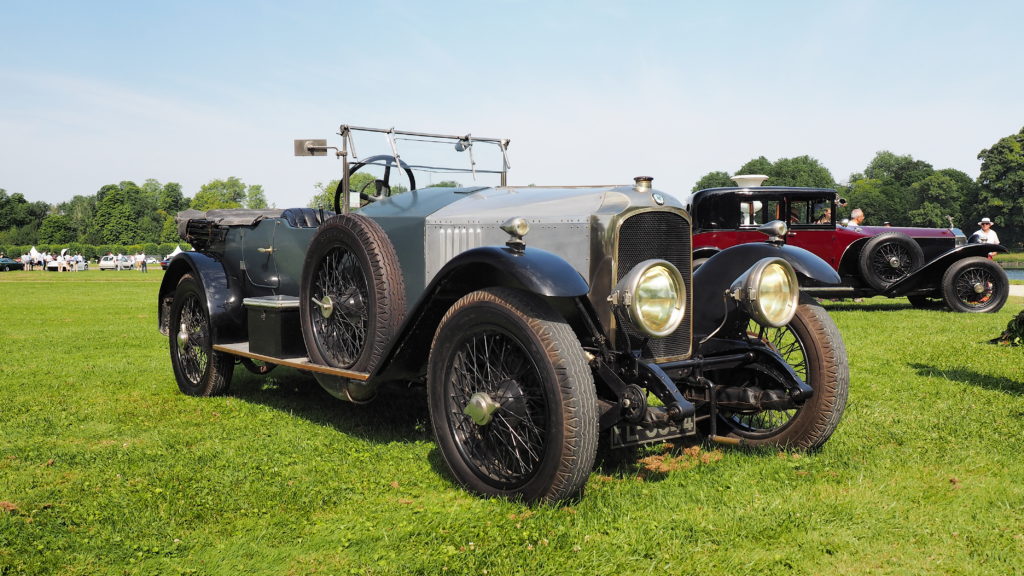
[159,182,187,213]
[245,184,268,209]
[691,171,735,192]
[191,177,247,211]
[38,214,75,244]
[908,172,965,228]
[736,156,774,178]
[427,180,463,188]
[845,151,935,226]
[92,183,141,244]
[975,126,1024,247]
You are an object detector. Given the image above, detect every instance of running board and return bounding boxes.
[212,342,370,381]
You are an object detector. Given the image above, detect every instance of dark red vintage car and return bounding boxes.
[688,178,1009,312]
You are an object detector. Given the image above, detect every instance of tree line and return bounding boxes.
[692,127,1024,248]
[3,127,1022,254]
[0,177,268,257]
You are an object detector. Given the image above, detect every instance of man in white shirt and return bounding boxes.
[972,217,1000,258]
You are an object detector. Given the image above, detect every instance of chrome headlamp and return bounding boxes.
[729,257,799,327]
[609,259,686,338]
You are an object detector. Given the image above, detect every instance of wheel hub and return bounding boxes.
[312,295,334,318]
[463,392,501,426]
[888,256,902,268]
[973,282,986,294]
[177,325,190,348]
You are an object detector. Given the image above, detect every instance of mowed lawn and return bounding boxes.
[2,270,1023,575]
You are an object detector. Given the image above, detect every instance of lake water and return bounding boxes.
[1005,269,1024,281]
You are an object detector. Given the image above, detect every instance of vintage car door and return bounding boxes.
[242,219,281,289]
[783,196,838,268]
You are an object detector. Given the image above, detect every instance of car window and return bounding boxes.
[739,199,784,227]
[788,198,833,227]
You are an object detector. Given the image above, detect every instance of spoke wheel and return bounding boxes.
[428,288,597,503]
[169,274,233,396]
[858,232,924,290]
[718,296,848,449]
[300,214,404,373]
[941,257,1008,313]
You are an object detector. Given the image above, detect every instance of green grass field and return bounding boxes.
[2,270,1023,575]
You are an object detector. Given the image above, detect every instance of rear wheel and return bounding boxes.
[169,274,233,396]
[859,232,924,290]
[427,288,598,503]
[941,257,1008,313]
[720,296,848,449]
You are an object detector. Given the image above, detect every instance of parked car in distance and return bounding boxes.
[689,176,1009,312]
[45,259,88,271]
[99,255,133,270]
[158,125,850,503]
[159,258,171,270]
[0,257,24,271]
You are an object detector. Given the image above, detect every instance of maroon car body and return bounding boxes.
[689,185,1009,312]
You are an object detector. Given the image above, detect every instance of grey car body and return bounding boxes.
[158,125,850,503]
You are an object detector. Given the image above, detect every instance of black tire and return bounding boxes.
[721,296,849,449]
[169,274,233,396]
[300,214,405,372]
[941,257,1008,313]
[858,232,925,290]
[427,288,598,503]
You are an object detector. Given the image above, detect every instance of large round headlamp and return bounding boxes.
[610,260,686,337]
[730,257,799,327]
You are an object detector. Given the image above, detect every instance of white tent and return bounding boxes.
[167,245,184,258]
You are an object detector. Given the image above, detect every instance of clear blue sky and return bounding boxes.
[2,0,1022,208]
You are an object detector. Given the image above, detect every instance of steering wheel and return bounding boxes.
[334,154,417,213]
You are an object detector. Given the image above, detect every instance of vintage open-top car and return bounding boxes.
[689,175,1009,312]
[159,126,849,503]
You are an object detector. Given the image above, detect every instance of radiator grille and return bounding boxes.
[616,211,692,361]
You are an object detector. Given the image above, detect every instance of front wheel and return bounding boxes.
[427,288,598,503]
[941,257,1008,313]
[168,274,233,396]
[721,296,849,449]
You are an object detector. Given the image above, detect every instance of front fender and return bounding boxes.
[882,243,1009,296]
[157,252,245,344]
[370,245,588,384]
[693,243,839,338]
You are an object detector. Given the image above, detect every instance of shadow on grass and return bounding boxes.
[910,362,1024,395]
[229,366,433,445]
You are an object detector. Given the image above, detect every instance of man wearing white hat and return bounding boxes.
[972,217,1000,245]
[971,217,1000,258]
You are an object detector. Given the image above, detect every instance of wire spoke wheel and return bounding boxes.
[724,322,807,435]
[953,267,995,307]
[858,232,924,290]
[176,294,210,385]
[168,274,232,396]
[299,214,405,376]
[941,256,1008,313]
[428,288,597,503]
[869,243,914,284]
[714,296,848,449]
[446,330,548,487]
[310,247,369,367]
